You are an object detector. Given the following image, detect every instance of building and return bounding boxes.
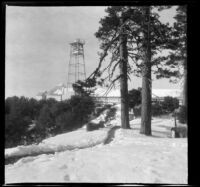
[36,84,182,105]
[152,89,182,104]
[35,83,74,101]
[92,87,182,105]
[91,87,121,104]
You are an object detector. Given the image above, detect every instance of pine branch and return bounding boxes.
[110,60,120,79]
[103,75,121,96]
[87,31,120,80]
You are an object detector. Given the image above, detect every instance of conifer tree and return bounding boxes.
[87,6,180,132]
[173,6,187,108]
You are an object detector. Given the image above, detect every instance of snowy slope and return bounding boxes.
[5,128,109,159]
[5,106,115,160]
[5,104,187,184]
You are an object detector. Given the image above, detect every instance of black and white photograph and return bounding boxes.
[4,4,188,184]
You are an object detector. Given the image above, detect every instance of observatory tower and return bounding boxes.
[67,39,86,93]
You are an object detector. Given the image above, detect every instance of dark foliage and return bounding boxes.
[132,96,179,117]
[151,102,164,116]
[86,121,104,131]
[5,95,95,148]
[162,96,179,113]
[128,88,142,109]
[151,97,179,116]
[177,105,187,124]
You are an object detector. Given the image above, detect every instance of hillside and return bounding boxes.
[5,104,187,184]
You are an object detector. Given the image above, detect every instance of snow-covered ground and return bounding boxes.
[5,104,187,184]
[5,128,109,159]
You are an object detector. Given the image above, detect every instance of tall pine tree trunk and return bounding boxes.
[140,6,152,135]
[119,16,130,129]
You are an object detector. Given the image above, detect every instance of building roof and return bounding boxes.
[152,89,181,98]
[93,86,181,98]
[47,83,67,96]
[37,84,181,100]
[93,87,120,97]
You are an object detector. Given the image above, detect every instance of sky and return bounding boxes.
[5,6,181,98]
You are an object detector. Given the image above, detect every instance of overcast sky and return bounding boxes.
[5,6,181,98]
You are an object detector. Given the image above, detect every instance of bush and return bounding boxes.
[5,95,95,148]
[37,104,55,134]
[5,96,34,148]
[55,112,75,133]
[162,96,179,113]
[128,88,141,109]
[152,102,164,116]
[69,95,95,122]
[177,106,187,124]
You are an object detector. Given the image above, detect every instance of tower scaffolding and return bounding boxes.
[67,39,86,93]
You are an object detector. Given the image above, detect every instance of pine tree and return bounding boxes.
[174,6,187,109]
[38,104,54,136]
[87,6,180,132]
[157,6,187,122]
[91,6,131,129]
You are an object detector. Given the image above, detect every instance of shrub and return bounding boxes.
[162,96,179,113]
[5,94,95,148]
[37,104,55,135]
[69,95,95,122]
[128,88,141,109]
[152,102,164,116]
[55,112,75,133]
[177,106,187,124]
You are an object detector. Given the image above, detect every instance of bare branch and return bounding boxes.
[110,60,120,79]
[103,75,121,96]
[87,31,120,80]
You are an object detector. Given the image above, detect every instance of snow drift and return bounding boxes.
[5,128,109,159]
[5,105,118,160]
[5,104,187,184]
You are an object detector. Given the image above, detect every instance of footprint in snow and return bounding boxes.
[154,178,162,183]
[59,164,68,169]
[63,174,70,181]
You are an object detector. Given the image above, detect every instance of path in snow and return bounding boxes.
[5,105,118,163]
[5,127,187,183]
[5,125,122,165]
[5,128,110,164]
[5,104,187,184]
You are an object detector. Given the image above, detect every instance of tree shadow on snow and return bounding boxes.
[130,126,172,138]
[104,126,121,144]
